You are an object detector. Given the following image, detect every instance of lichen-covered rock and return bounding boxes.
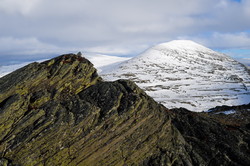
[0,53,249,166]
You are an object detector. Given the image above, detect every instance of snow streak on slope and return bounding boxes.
[0,61,40,78]
[0,54,130,78]
[101,40,250,112]
[84,53,131,72]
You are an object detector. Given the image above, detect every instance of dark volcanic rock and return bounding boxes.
[0,53,249,166]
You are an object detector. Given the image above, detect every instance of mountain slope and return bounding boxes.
[0,54,249,165]
[101,40,250,112]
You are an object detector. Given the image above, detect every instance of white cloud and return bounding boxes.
[211,32,250,48]
[85,43,150,55]
[0,37,63,61]
[237,58,250,67]
[0,0,40,15]
[85,46,131,55]
[186,32,250,49]
[0,0,249,63]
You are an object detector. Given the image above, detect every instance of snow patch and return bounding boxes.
[84,53,131,72]
[215,110,236,115]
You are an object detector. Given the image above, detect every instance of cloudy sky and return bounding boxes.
[0,0,249,65]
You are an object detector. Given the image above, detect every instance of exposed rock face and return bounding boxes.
[0,54,249,166]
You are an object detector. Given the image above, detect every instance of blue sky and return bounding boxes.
[0,0,249,65]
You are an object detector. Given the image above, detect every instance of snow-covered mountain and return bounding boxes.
[101,40,250,112]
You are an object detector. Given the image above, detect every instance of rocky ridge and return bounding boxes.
[0,54,249,166]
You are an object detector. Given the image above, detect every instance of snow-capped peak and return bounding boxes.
[154,40,212,52]
[133,40,224,64]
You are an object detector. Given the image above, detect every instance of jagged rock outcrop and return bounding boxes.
[0,54,249,166]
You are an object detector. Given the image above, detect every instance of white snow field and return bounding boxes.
[84,53,131,72]
[101,40,250,112]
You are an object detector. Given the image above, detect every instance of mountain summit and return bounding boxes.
[147,40,214,52]
[101,40,250,112]
[0,53,250,165]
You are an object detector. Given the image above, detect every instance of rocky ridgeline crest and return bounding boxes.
[0,53,249,166]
